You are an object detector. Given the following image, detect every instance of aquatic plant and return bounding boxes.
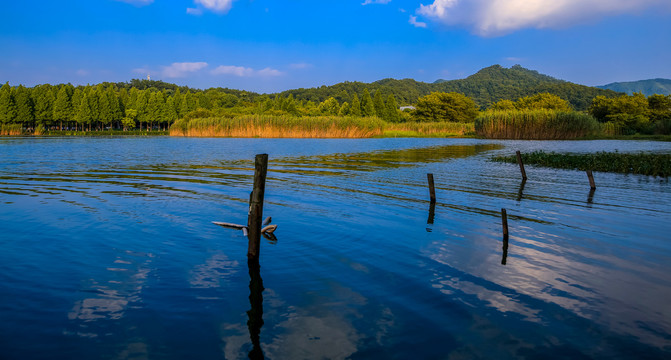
[492,150,671,177]
[475,110,600,139]
[170,115,473,138]
[0,124,23,136]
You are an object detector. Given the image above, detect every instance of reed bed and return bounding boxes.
[475,110,600,140]
[170,115,387,138]
[0,124,23,136]
[383,122,474,137]
[492,150,671,177]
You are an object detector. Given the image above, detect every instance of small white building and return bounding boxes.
[400,106,416,111]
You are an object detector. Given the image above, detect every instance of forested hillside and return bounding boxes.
[279,65,621,110]
[598,79,671,96]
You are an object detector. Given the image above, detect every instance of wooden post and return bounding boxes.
[501,208,509,238]
[427,173,436,203]
[247,154,269,259]
[586,170,596,190]
[516,151,527,180]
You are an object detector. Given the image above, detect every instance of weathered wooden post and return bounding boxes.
[501,208,509,238]
[247,154,269,259]
[427,173,436,203]
[586,170,596,190]
[516,151,527,180]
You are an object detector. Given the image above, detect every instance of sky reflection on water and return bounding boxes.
[1,137,670,359]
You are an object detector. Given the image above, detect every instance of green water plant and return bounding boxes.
[491,150,671,177]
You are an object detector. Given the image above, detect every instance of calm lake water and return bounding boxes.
[1,137,670,359]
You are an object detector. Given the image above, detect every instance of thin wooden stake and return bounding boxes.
[516,151,527,180]
[427,173,436,203]
[247,154,269,259]
[501,208,509,238]
[587,170,596,190]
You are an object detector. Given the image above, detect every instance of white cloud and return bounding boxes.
[192,0,234,14]
[211,65,254,77]
[409,15,427,28]
[186,7,203,15]
[114,0,154,6]
[162,62,208,78]
[362,0,392,5]
[417,0,671,36]
[211,65,284,77]
[257,67,284,77]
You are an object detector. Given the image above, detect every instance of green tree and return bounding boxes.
[515,93,572,111]
[489,99,516,111]
[14,85,35,126]
[350,93,362,117]
[318,97,339,115]
[413,92,479,123]
[75,91,93,131]
[589,93,651,134]
[385,94,401,122]
[373,90,385,117]
[648,94,671,123]
[0,82,17,125]
[338,102,351,116]
[122,108,137,131]
[53,86,73,130]
[33,84,55,128]
[360,89,375,117]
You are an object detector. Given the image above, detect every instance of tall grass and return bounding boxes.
[171,115,385,138]
[383,122,474,137]
[171,115,476,138]
[0,124,23,136]
[475,110,600,139]
[492,150,671,177]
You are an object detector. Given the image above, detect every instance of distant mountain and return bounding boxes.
[278,65,620,111]
[597,79,671,96]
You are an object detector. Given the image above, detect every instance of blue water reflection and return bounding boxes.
[1,137,670,359]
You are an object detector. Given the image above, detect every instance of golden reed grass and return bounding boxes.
[475,110,600,140]
[0,124,23,136]
[170,115,475,138]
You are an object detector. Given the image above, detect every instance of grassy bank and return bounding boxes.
[492,150,671,177]
[475,110,600,140]
[170,115,473,138]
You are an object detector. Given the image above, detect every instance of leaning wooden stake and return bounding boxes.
[586,170,596,190]
[516,151,527,180]
[427,173,436,203]
[501,208,509,238]
[247,154,269,259]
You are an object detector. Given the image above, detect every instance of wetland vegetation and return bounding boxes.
[491,150,671,177]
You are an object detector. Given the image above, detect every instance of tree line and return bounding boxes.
[1,79,668,135]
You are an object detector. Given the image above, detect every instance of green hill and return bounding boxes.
[278,65,620,111]
[597,79,671,96]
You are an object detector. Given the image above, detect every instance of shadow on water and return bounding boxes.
[247,258,265,360]
[269,144,503,175]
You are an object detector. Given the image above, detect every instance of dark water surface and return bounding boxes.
[1,137,670,359]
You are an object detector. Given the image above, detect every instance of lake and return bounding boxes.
[1,137,670,359]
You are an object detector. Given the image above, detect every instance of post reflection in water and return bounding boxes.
[246,258,265,360]
[516,179,527,202]
[587,188,596,204]
[501,235,509,265]
[426,201,436,232]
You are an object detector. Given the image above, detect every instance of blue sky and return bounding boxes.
[1,0,670,93]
